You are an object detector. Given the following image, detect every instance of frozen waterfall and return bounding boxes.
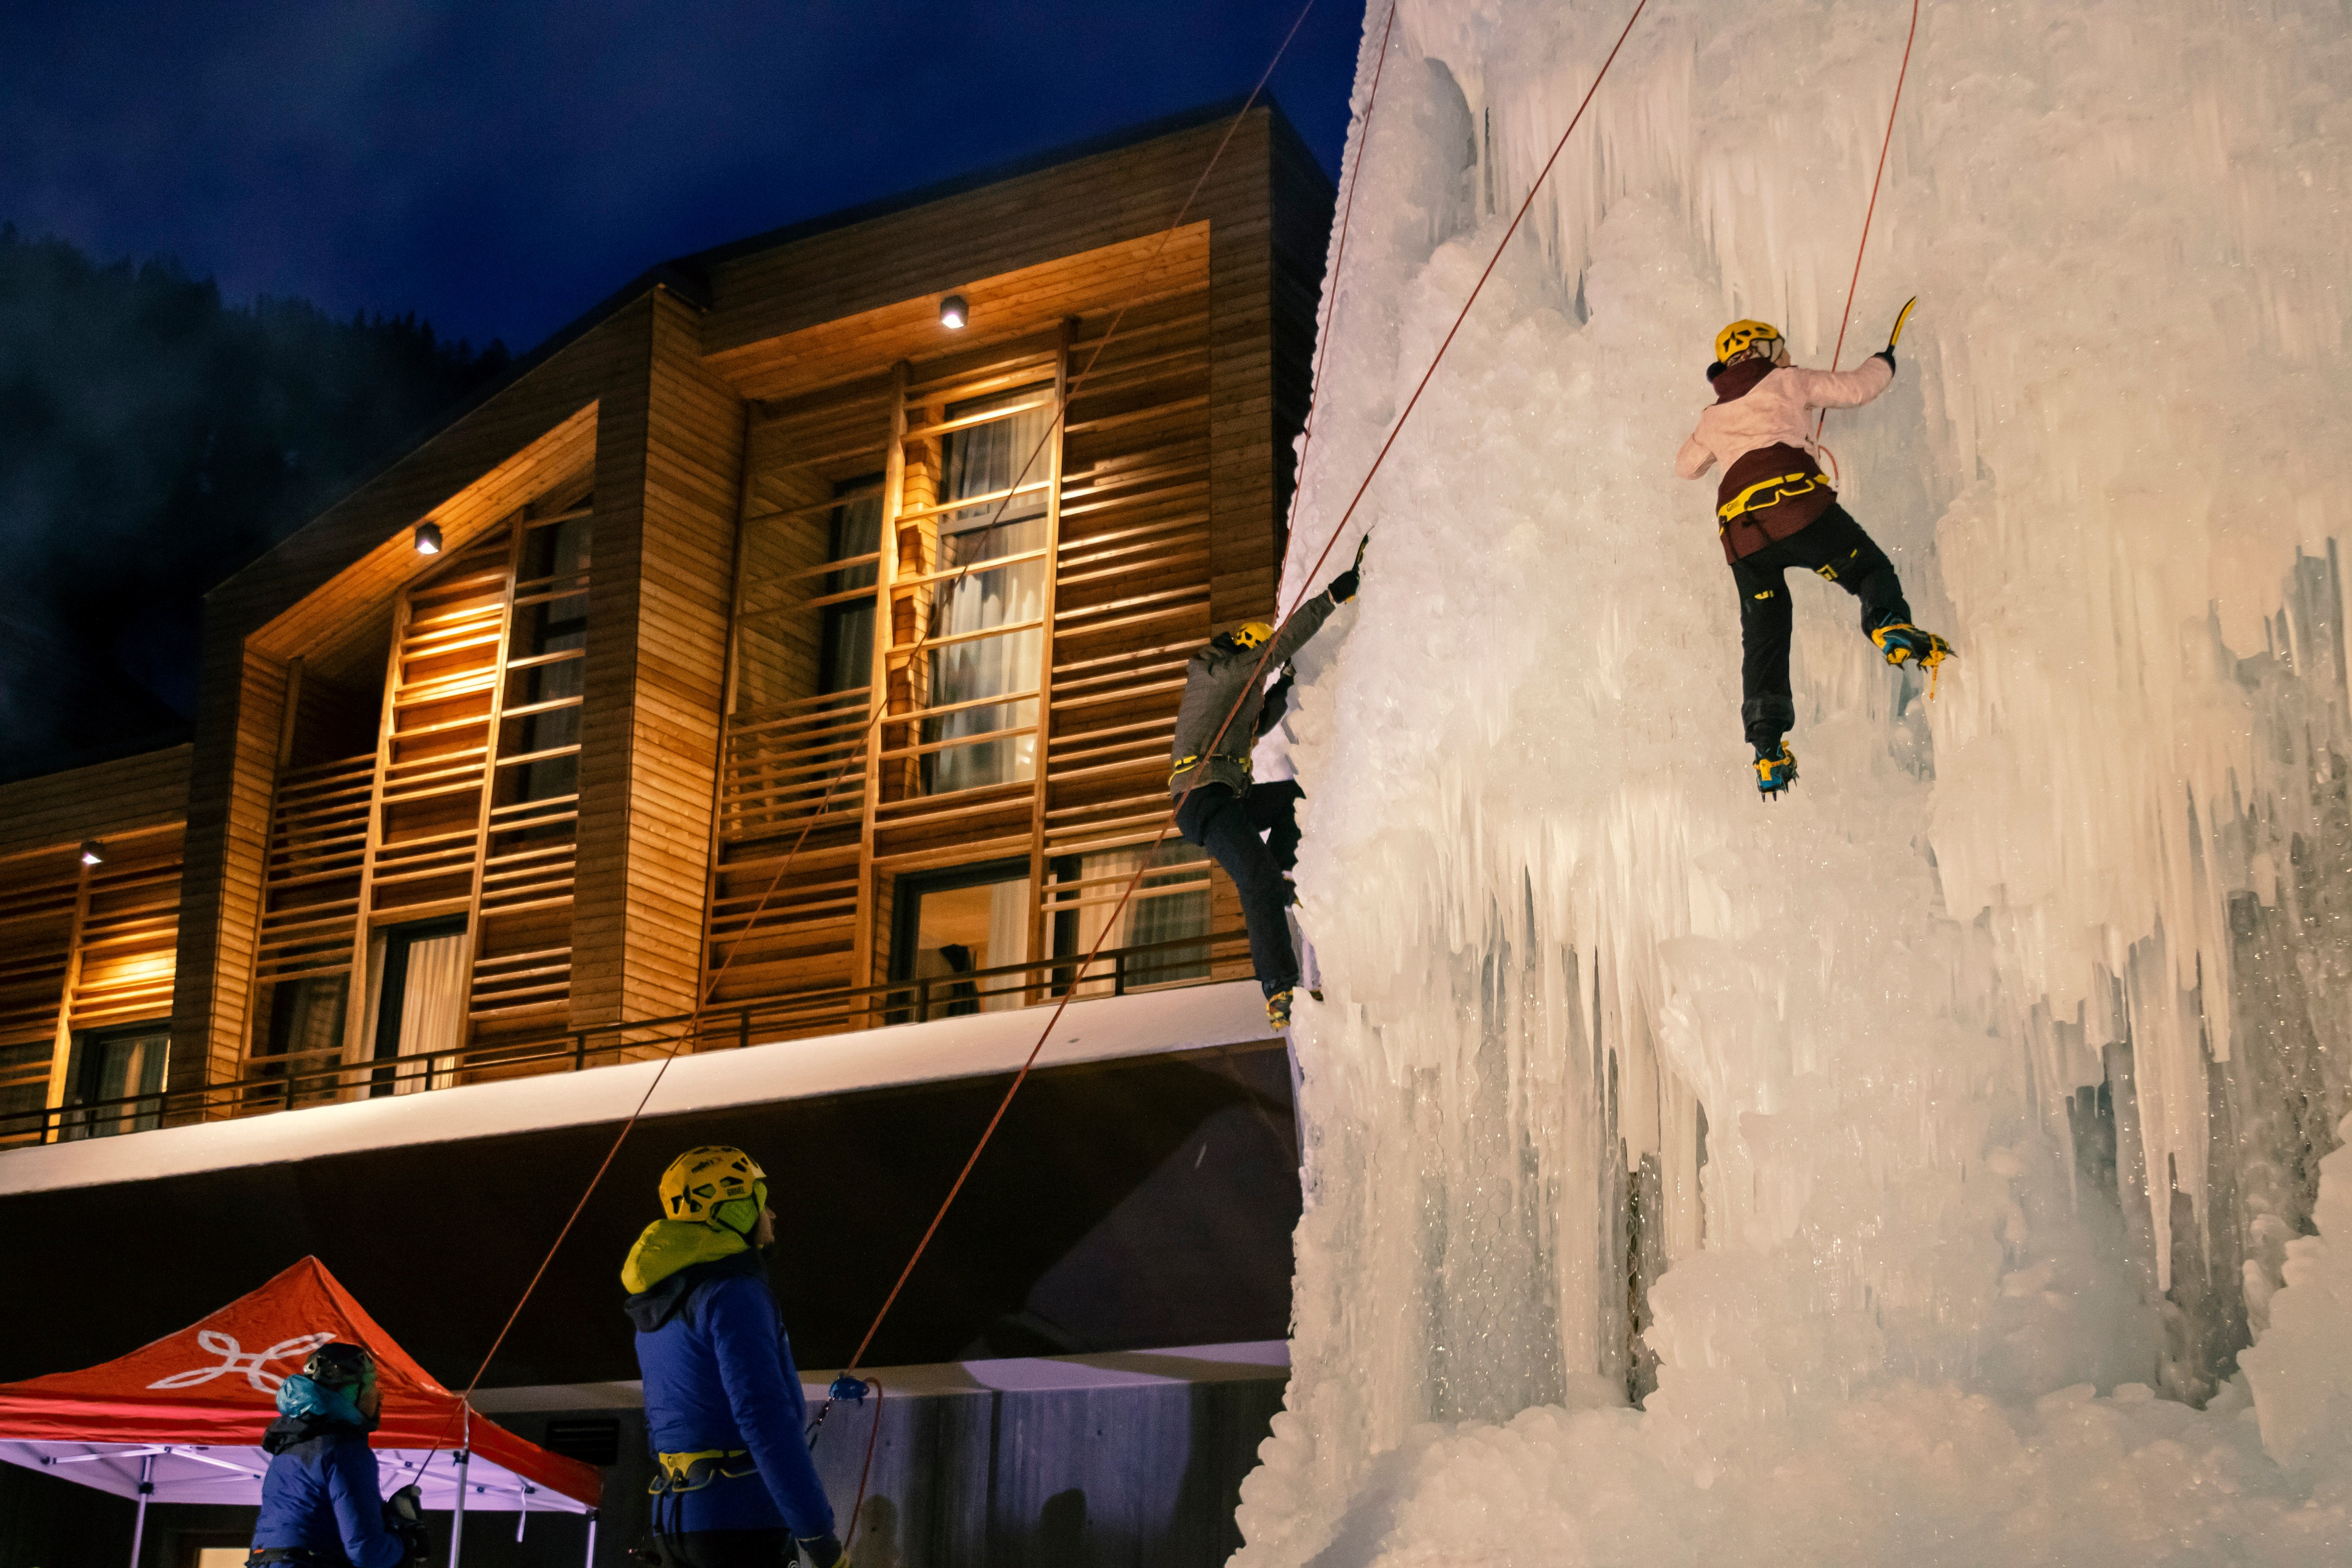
[1240,1,2352,1561]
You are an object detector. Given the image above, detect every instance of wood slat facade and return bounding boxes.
[0,101,1333,1135]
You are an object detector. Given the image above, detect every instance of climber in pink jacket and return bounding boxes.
[1675,310,1950,796]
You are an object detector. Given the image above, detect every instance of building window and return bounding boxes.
[819,477,884,695]
[362,915,469,1095]
[58,1023,169,1140]
[919,385,1052,796]
[1051,842,1212,994]
[504,514,591,805]
[890,858,1032,1020]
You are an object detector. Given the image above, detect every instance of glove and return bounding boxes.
[1878,296,1915,373]
[382,1484,428,1565]
[796,1532,846,1568]
[828,1373,869,1404]
[1327,533,1369,604]
[1326,569,1358,603]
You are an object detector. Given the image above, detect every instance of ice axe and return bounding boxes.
[1886,296,1917,353]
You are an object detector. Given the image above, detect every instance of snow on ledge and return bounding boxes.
[0,980,1276,1198]
[467,1339,1293,1412]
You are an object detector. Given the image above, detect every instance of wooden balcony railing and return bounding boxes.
[0,926,1253,1152]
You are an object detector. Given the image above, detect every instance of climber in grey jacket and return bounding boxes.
[1168,544,1362,1030]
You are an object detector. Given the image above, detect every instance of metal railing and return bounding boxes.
[0,926,1251,1151]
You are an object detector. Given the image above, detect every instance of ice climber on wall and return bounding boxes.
[623,1145,845,1568]
[1674,308,1951,795]
[1168,543,1362,1032]
[248,1343,428,1568]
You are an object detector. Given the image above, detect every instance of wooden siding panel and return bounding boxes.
[570,295,745,1031]
[0,746,190,857]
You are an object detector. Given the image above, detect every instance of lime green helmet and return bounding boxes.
[659,1145,768,1236]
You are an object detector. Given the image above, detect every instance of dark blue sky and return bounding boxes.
[0,1,1364,354]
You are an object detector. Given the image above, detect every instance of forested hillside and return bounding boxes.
[0,226,507,780]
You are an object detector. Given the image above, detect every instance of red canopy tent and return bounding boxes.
[0,1257,599,1563]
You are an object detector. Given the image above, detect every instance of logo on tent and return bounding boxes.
[145,1330,339,1393]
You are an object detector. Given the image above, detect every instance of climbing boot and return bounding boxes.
[1870,622,1953,691]
[1266,988,1295,1031]
[1753,741,1797,799]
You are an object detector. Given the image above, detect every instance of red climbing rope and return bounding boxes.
[1815,0,1922,451]
[839,1377,886,1554]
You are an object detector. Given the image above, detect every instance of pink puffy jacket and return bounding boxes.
[1674,356,1892,483]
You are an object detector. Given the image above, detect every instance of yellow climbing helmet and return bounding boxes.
[1714,318,1783,365]
[1227,621,1275,651]
[659,1145,768,1235]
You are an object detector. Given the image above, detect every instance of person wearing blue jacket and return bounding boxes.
[248,1343,425,1568]
[624,1145,842,1568]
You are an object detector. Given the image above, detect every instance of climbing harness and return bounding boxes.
[1717,470,1824,526]
[648,1449,758,1496]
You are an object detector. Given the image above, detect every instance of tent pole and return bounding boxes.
[582,1509,597,1568]
[449,1447,469,1568]
[127,1453,155,1568]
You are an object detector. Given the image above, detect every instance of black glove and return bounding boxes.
[1325,530,1369,604]
[382,1484,428,1565]
[796,1533,846,1568]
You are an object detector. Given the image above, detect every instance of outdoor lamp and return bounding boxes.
[79,840,103,867]
[939,294,968,330]
[414,520,443,555]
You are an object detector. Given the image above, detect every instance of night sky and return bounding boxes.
[0,1,1365,356]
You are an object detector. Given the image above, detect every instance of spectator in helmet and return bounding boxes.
[624,1145,842,1568]
[249,1343,425,1568]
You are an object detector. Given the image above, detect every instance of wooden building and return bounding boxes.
[0,101,1334,1144]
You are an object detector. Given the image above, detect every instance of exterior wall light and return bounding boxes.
[79,840,103,867]
[939,295,968,330]
[414,521,444,555]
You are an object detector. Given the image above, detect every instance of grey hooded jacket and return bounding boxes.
[1168,588,1342,799]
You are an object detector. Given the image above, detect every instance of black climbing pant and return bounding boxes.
[1175,779,1303,999]
[1730,503,1910,750]
[650,1530,791,1568]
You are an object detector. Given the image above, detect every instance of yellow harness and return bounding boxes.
[648,1449,757,1497]
[1169,752,1251,785]
[1717,469,1823,526]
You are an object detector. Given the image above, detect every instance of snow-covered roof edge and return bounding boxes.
[1,981,1275,1198]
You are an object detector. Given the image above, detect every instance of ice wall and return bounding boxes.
[1239,1,2352,1561]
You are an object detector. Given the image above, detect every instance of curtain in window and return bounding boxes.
[361,926,469,1095]
[983,877,1031,1012]
[390,932,469,1095]
[1058,844,1211,995]
[1127,843,1211,985]
[924,392,1052,794]
[59,1027,168,1140]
